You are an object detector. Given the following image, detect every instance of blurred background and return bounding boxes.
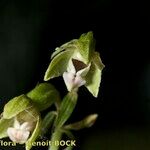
[0,0,150,150]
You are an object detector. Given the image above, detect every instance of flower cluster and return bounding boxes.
[0,31,104,150]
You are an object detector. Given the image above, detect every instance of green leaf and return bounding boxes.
[3,95,31,119]
[85,62,103,97]
[44,49,75,81]
[55,91,78,128]
[27,83,60,111]
[0,117,13,139]
[40,111,56,137]
[26,116,41,150]
[77,31,95,64]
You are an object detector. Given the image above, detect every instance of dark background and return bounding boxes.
[0,0,150,150]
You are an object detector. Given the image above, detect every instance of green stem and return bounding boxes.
[64,146,74,150]
[49,129,62,150]
[40,111,56,137]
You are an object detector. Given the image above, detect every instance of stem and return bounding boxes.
[49,91,78,150]
[49,129,62,150]
[54,95,61,111]
[40,111,56,137]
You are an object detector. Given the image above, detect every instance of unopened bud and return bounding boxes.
[64,114,98,130]
[84,114,98,128]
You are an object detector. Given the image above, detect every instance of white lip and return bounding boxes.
[7,119,32,144]
[63,58,90,91]
[7,127,30,144]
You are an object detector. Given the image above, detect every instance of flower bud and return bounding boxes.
[64,114,98,130]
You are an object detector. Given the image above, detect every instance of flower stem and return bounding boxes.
[49,129,62,150]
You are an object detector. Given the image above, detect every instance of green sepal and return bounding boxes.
[16,104,40,123]
[26,116,41,150]
[77,31,95,64]
[27,83,60,111]
[92,52,105,70]
[85,62,103,97]
[55,91,78,128]
[44,49,75,81]
[51,39,78,58]
[3,95,31,119]
[0,117,13,139]
[41,111,56,137]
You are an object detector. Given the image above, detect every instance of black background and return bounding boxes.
[0,0,150,150]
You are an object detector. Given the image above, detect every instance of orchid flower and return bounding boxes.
[44,31,105,97]
[0,95,41,150]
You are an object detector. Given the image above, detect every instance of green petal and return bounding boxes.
[27,83,60,111]
[3,95,31,119]
[85,62,103,97]
[44,49,75,81]
[26,116,41,150]
[54,91,78,128]
[0,117,13,139]
[77,31,95,64]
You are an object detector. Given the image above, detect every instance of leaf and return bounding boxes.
[54,91,78,128]
[85,62,103,97]
[3,95,31,119]
[44,49,75,81]
[27,83,60,111]
[26,116,41,150]
[0,117,13,139]
[77,31,95,64]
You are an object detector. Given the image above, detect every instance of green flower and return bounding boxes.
[0,95,41,150]
[44,31,104,97]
